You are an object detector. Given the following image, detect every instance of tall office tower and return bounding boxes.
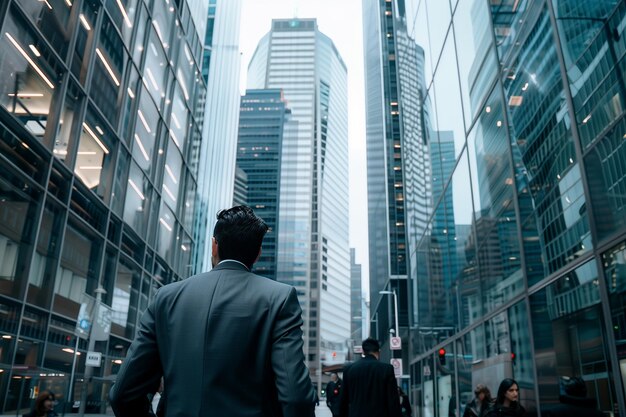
[391,0,626,415]
[0,0,207,413]
[193,0,243,272]
[247,18,350,386]
[350,248,363,343]
[362,0,429,364]
[235,89,292,280]
[232,167,248,206]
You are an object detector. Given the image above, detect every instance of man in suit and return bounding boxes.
[339,338,402,417]
[326,372,342,417]
[109,206,316,417]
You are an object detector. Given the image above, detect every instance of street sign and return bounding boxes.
[423,364,431,376]
[92,303,112,341]
[390,336,402,350]
[390,358,402,378]
[354,345,363,354]
[86,351,101,367]
[75,295,96,340]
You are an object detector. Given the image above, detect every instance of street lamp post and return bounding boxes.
[379,290,399,340]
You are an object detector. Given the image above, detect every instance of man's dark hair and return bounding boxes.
[361,337,380,355]
[560,376,587,398]
[213,206,269,269]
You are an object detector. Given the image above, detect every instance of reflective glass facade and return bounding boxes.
[0,0,206,413]
[366,0,626,416]
[247,19,351,389]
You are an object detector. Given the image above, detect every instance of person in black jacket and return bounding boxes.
[484,378,525,417]
[23,391,58,417]
[326,373,342,417]
[463,384,493,417]
[339,338,402,417]
[541,376,603,417]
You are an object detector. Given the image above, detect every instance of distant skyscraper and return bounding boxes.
[350,249,363,342]
[233,167,248,206]
[362,0,429,361]
[247,18,350,387]
[235,89,292,280]
[194,0,243,272]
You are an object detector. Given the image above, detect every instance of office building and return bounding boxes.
[247,18,351,387]
[0,0,208,413]
[350,248,363,344]
[368,0,626,415]
[235,89,292,280]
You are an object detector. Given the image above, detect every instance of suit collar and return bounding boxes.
[213,259,250,272]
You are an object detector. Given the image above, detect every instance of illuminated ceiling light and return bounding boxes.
[169,128,180,148]
[134,134,150,161]
[485,106,491,113]
[496,120,502,127]
[113,359,123,364]
[159,217,173,232]
[8,93,44,98]
[128,179,146,200]
[152,20,166,47]
[95,125,104,135]
[521,82,529,91]
[582,114,591,124]
[39,0,53,10]
[171,113,181,129]
[137,109,152,133]
[184,45,192,62]
[65,0,72,6]
[162,184,176,202]
[79,14,91,31]
[165,164,178,184]
[53,149,68,155]
[177,69,190,100]
[569,157,574,163]
[95,48,120,86]
[1,335,11,339]
[508,96,523,106]
[77,151,97,155]
[82,122,109,154]
[5,33,55,89]
[28,44,41,57]
[145,67,159,91]
[116,0,133,27]
[127,87,135,98]
[181,244,188,251]
[78,166,103,170]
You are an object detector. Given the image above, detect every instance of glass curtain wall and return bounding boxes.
[398,0,626,416]
[0,0,206,414]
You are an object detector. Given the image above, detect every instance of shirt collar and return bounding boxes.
[217,259,250,271]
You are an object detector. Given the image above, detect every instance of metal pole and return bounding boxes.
[78,287,105,417]
[64,336,81,417]
[392,290,399,336]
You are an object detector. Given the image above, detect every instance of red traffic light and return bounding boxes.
[438,348,446,357]
[511,352,516,360]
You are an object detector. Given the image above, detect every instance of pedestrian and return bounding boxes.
[398,386,412,417]
[463,384,493,417]
[23,391,58,417]
[326,372,342,417]
[541,376,603,417]
[484,378,525,417]
[339,337,402,417]
[109,206,316,417]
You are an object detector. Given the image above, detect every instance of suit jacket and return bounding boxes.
[326,379,342,415]
[109,261,316,417]
[339,355,402,417]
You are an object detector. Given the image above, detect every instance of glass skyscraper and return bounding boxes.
[366,0,626,415]
[0,0,207,414]
[247,18,351,390]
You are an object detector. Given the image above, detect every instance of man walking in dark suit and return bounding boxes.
[339,338,402,417]
[109,206,316,417]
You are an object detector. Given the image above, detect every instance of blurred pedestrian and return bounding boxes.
[23,391,58,417]
[339,337,402,417]
[326,372,342,417]
[110,206,316,417]
[484,378,525,417]
[541,376,603,417]
[463,384,493,417]
[398,387,412,417]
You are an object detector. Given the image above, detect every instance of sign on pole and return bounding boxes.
[92,303,112,341]
[390,336,402,350]
[390,358,403,378]
[86,351,101,367]
[75,294,96,340]
[354,345,363,354]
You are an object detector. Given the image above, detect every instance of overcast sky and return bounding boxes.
[239,0,370,298]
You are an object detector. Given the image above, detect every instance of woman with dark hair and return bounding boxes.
[484,379,525,417]
[23,391,58,417]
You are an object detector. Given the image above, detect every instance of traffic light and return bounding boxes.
[510,352,516,366]
[438,348,446,365]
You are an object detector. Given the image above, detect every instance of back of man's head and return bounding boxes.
[361,338,380,356]
[560,376,587,398]
[213,206,268,269]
